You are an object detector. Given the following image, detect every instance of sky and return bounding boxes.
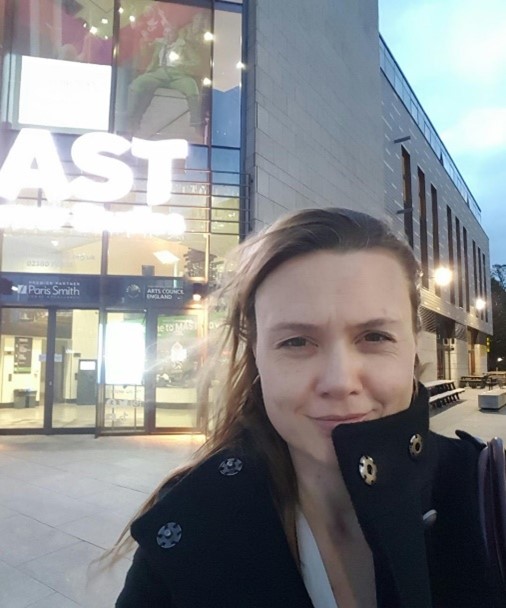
[378,0,506,265]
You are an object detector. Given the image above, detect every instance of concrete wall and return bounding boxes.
[451,338,468,382]
[418,330,437,382]
[244,0,384,229]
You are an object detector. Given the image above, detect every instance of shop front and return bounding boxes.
[0,0,244,435]
[0,274,211,434]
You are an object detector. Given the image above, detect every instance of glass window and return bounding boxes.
[209,233,238,285]
[211,196,239,234]
[0,201,102,274]
[212,9,242,147]
[107,205,209,279]
[212,147,240,185]
[7,0,113,131]
[115,2,212,145]
[385,56,395,82]
[0,308,48,429]
[155,311,203,429]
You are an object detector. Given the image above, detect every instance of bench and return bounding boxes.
[478,389,506,410]
[460,375,487,389]
[429,388,465,408]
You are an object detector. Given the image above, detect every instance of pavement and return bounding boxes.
[1,387,506,607]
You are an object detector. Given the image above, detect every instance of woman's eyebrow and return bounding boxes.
[355,317,402,330]
[268,318,401,334]
[267,322,320,334]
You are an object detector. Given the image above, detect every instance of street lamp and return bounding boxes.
[475,298,486,311]
[496,357,503,372]
[434,266,453,287]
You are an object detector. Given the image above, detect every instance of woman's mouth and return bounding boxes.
[310,414,369,433]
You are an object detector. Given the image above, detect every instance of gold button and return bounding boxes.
[409,433,423,458]
[359,455,377,485]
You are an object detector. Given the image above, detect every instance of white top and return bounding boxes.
[296,510,338,608]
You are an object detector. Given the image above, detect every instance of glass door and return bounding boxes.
[51,309,100,429]
[0,308,48,429]
[101,311,146,431]
[154,311,203,430]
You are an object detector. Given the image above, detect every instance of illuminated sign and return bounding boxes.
[0,129,188,206]
[18,56,112,131]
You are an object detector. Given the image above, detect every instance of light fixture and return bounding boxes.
[101,18,108,24]
[129,15,135,23]
[498,357,503,363]
[434,266,453,287]
[475,298,486,311]
[168,51,180,63]
[204,31,214,41]
[118,7,124,14]
[393,135,411,144]
[202,77,212,87]
[89,26,98,35]
[153,250,179,265]
[236,61,245,69]
[396,206,413,215]
[192,283,205,302]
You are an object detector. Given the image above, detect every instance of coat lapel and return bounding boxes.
[132,450,314,608]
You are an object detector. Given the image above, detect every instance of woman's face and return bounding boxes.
[253,249,417,469]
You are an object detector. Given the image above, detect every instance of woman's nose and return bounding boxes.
[315,344,362,397]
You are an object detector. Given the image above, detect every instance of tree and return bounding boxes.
[489,265,506,370]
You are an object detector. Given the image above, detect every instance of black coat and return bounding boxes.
[116,387,504,607]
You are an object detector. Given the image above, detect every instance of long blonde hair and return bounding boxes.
[106,207,422,562]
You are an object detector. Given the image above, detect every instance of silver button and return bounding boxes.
[156,522,182,549]
[409,434,423,458]
[219,457,243,476]
[422,509,437,529]
[358,455,377,485]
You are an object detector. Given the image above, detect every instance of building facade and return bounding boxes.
[0,0,491,436]
[380,38,491,382]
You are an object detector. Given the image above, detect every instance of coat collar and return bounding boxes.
[332,383,434,607]
[132,386,434,608]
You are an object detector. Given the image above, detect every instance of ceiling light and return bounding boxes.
[153,250,179,265]
[204,31,214,41]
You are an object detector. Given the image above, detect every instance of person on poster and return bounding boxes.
[125,12,210,136]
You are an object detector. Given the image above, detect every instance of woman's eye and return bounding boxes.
[279,337,310,348]
[363,332,393,343]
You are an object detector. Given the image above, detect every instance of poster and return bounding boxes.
[157,315,199,387]
[14,337,32,373]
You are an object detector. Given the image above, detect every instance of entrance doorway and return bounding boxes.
[0,306,207,434]
[0,307,99,431]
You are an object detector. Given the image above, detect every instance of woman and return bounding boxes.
[115,208,504,607]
